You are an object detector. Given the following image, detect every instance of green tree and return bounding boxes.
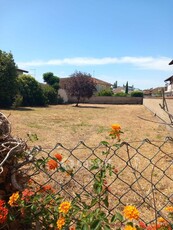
[0,50,18,107]
[43,72,60,91]
[17,74,46,106]
[113,81,118,88]
[125,81,128,94]
[66,71,96,106]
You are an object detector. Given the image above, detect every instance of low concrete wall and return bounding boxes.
[68,96,143,104]
[143,97,173,124]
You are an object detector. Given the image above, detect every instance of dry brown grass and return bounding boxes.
[1,104,173,223]
[0,104,171,148]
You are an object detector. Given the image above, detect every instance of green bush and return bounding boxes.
[114,92,127,97]
[130,91,143,97]
[12,94,23,109]
[97,89,113,96]
[41,84,58,105]
[17,74,46,106]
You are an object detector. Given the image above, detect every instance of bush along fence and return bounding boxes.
[0,113,173,229]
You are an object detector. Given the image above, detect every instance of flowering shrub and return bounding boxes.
[0,125,172,229]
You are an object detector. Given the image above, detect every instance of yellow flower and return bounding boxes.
[57,216,65,229]
[124,225,136,230]
[123,205,139,220]
[165,206,173,212]
[8,191,19,206]
[59,201,71,214]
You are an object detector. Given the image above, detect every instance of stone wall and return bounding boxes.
[68,96,143,104]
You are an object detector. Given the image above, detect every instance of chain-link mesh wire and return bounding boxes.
[17,136,173,225]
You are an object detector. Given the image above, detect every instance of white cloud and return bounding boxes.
[17,56,172,71]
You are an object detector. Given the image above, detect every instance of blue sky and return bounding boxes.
[1,0,173,89]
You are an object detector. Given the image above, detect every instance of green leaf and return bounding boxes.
[90,165,99,170]
[103,225,111,230]
[82,224,90,230]
[115,212,124,222]
[103,195,109,208]
[102,151,109,155]
[100,141,109,146]
[111,215,116,222]
[93,183,102,194]
[126,221,133,227]
[91,219,102,230]
[91,198,98,206]
[113,144,121,148]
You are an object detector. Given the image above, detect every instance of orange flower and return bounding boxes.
[59,201,71,214]
[41,185,54,193]
[111,124,121,131]
[57,216,65,229]
[55,153,63,162]
[165,206,173,212]
[123,205,139,220]
[157,217,167,223]
[110,124,121,140]
[48,159,58,170]
[124,225,136,230]
[8,191,19,207]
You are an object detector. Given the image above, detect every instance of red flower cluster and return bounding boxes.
[0,200,8,224]
[40,185,55,193]
[22,188,34,202]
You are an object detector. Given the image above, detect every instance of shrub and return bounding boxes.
[17,74,46,106]
[41,84,58,105]
[12,94,23,109]
[57,95,64,104]
[130,91,143,97]
[114,92,127,97]
[97,89,113,96]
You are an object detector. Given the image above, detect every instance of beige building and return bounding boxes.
[59,77,112,102]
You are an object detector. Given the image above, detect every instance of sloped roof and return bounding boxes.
[17,68,28,73]
[92,77,112,86]
[169,60,173,65]
[59,77,112,88]
[165,76,173,82]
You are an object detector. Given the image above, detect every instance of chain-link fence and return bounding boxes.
[1,111,173,228]
[18,136,173,225]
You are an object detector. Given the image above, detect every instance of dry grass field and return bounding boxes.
[0,103,171,148]
[1,104,173,223]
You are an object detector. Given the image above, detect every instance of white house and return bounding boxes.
[165,60,173,96]
[165,76,173,96]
